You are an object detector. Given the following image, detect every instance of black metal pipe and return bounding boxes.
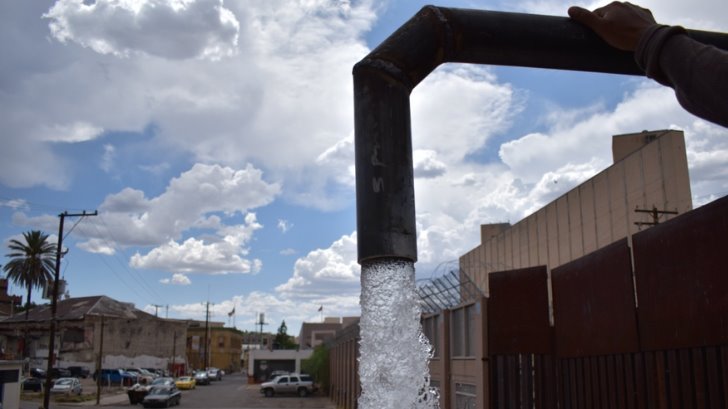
[354,5,728,264]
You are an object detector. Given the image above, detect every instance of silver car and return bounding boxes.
[50,377,82,395]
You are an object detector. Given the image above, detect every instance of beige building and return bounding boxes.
[298,317,358,349]
[460,129,692,294]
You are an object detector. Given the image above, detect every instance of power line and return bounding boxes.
[74,219,166,304]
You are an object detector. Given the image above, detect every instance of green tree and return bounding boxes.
[274,320,297,349]
[3,230,55,321]
[302,344,329,393]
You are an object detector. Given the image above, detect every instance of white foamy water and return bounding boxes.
[358,259,440,409]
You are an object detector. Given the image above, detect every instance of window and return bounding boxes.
[455,383,476,409]
[278,377,288,384]
[451,308,464,356]
[218,336,225,348]
[464,305,473,356]
[451,303,478,357]
[290,376,299,382]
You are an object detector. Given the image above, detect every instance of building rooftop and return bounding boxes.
[1,295,149,323]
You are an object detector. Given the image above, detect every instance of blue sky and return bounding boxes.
[1,0,726,336]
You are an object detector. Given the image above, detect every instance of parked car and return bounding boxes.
[193,370,210,385]
[50,377,82,395]
[260,373,316,397]
[30,368,46,378]
[21,377,43,392]
[206,367,222,381]
[142,386,181,408]
[94,368,138,386]
[67,366,90,378]
[144,368,166,377]
[175,376,196,390]
[49,368,72,379]
[150,377,175,387]
[125,368,156,385]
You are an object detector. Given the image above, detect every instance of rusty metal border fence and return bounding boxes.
[488,195,728,409]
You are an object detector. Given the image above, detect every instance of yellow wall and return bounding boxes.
[186,327,242,373]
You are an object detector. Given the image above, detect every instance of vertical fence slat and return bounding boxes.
[561,359,571,409]
[667,349,680,408]
[692,347,706,409]
[644,351,660,409]
[556,358,565,409]
[519,355,528,407]
[679,348,694,409]
[634,352,647,409]
[576,358,585,409]
[655,351,668,409]
[705,347,720,409]
[496,355,505,409]
[599,356,609,409]
[545,354,556,409]
[571,358,579,409]
[607,355,617,409]
[534,355,544,409]
[584,357,593,409]
[721,346,728,409]
[624,353,636,409]
[592,356,602,409]
[616,354,627,409]
[507,355,517,409]
[526,354,535,408]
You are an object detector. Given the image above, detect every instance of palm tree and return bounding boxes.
[3,230,56,321]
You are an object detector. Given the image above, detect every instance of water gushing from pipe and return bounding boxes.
[358,259,439,409]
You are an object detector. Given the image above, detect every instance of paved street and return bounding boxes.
[20,373,336,409]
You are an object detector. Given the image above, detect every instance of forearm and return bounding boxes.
[636,26,728,127]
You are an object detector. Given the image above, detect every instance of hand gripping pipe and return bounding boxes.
[354,6,728,264]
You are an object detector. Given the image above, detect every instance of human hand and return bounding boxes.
[568,1,658,51]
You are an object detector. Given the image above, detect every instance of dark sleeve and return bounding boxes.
[635,25,728,128]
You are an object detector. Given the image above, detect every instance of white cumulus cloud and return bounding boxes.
[44,0,240,60]
[160,273,192,285]
[276,232,359,297]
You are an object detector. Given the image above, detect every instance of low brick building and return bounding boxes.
[0,295,187,374]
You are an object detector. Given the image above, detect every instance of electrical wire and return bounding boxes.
[72,219,167,306]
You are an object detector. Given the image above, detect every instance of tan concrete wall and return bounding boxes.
[91,316,187,369]
[461,130,692,294]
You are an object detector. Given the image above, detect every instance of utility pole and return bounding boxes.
[43,210,97,409]
[171,331,177,377]
[634,206,678,229]
[95,315,105,405]
[152,304,162,317]
[203,302,210,370]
